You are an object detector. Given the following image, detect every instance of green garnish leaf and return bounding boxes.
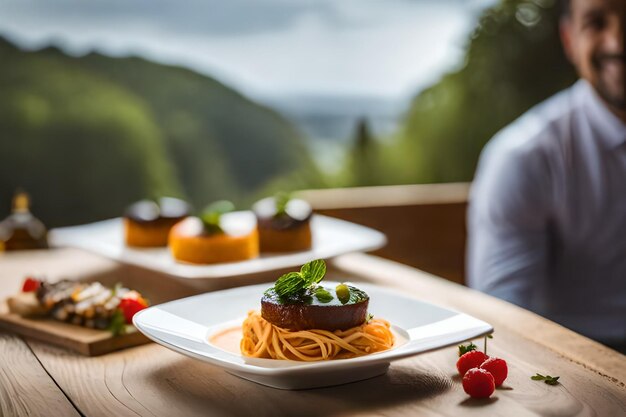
[336,283,350,304]
[200,200,235,233]
[314,287,333,303]
[531,373,560,385]
[274,191,291,216]
[300,259,326,287]
[274,272,306,297]
[108,309,126,337]
[348,286,369,304]
[458,342,477,356]
[365,313,374,323]
[272,259,327,298]
[111,282,122,297]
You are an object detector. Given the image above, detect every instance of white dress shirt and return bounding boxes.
[468,79,626,344]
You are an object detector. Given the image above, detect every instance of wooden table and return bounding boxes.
[1,249,624,416]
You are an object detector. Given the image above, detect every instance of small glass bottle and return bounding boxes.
[0,190,48,251]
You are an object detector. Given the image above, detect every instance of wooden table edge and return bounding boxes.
[331,253,626,389]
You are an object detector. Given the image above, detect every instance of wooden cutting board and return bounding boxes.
[0,304,150,356]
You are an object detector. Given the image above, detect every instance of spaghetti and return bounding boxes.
[240,310,395,361]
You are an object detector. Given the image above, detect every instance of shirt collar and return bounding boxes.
[577,79,626,149]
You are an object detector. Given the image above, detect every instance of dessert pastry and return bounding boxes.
[238,259,395,360]
[169,201,259,264]
[124,197,190,247]
[261,284,369,331]
[252,193,312,253]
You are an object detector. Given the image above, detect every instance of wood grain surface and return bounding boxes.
[0,333,79,417]
[332,253,626,387]
[0,248,624,417]
[26,328,626,417]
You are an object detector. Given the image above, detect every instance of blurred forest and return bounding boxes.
[0,37,319,226]
[347,0,577,186]
[0,0,577,227]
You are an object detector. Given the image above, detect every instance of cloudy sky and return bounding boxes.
[0,0,494,100]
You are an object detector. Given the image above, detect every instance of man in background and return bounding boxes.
[467,0,625,352]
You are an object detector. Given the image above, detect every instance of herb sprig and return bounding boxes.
[274,191,292,217]
[457,334,493,357]
[314,287,333,303]
[458,342,478,356]
[200,200,235,234]
[484,333,493,356]
[531,373,560,385]
[108,309,127,336]
[273,259,329,301]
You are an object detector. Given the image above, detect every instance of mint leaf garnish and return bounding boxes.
[300,259,326,287]
[531,373,560,385]
[274,191,291,216]
[348,286,368,304]
[314,287,333,303]
[274,272,306,297]
[200,200,235,233]
[273,259,327,297]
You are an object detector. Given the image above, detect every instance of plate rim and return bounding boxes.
[49,214,387,279]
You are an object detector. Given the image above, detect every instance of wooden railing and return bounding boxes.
[299,183,470,285]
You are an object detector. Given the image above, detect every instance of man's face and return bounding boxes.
[561,0,624,111]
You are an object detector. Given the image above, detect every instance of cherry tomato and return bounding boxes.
[118,296,148,324]
[22,277,41,292]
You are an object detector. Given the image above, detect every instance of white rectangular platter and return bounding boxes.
[49,214,386,279]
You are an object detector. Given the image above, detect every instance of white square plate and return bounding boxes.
[49,213,386,279]
[133,282,493,389]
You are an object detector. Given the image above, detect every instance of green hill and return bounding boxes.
[0,37,315,227]
[373,0,577,185]
[398,0,575,182]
